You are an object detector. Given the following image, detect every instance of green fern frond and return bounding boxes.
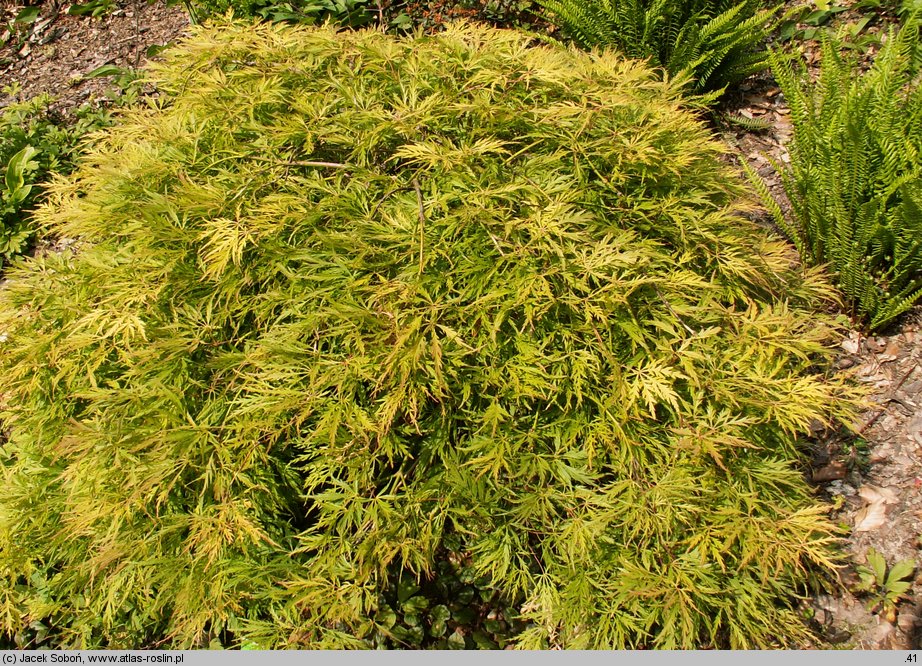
[766,15,922,330]
[537,0,779,95]
[723,112,774,131]
[740,159,803,256]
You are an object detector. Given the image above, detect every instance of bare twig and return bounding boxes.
[413,177,425,274]
[369,184,413,220]
[655,286,696,336]
[485,228,506,256]
[854,362,918,436]
[248,156,351,170]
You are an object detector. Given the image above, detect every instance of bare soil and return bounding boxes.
[0,0,188,112]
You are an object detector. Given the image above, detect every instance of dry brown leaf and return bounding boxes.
[854,485,900,532]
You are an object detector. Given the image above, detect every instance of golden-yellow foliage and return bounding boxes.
[0,21,856,649]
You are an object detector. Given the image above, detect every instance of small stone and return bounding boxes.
[837,357,856,369]
[897,613,916,634]
[868,620,894,646]
[827,628,852,644]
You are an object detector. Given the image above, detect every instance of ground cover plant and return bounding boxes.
[392,1,540,31]
[751,14,922,331]
[536,0,779,95]
[179,0,539,31]
[0,21,857,648]
[173,0,375,26]
[0,89,112,268]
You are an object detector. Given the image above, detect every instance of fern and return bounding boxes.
[754,15,922,330]
[723,111,774,131]
[538,0,780,95]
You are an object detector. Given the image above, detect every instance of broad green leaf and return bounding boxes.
[84,64,125,79]
[887,558,916,585]
[868,549,888,584]
[429,604,450,637]
[447,629,466,649]
[396,577,420,603]
[4,146,40,194]
[9,184,33,205]
[885,580,912,600]
[402,595,428,612]
[14,6,40,23]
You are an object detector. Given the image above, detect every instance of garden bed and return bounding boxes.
[0,0,920,649]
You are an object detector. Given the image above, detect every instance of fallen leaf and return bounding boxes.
[879,339,901,360]
[841,334,862,355]
[858,485,899,504]
[854,485,899,532]
[853,501,888,531]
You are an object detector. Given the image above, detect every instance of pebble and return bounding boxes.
[814,461,847,482]
[868,621,894,646]
[897,613,917,634]
[827,628,852,644]
[870,450,890,464]
[828,480,857,496]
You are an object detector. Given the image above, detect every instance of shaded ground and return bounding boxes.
[722,3,921,649]
[0,0,920,650]
[809,320,922,649]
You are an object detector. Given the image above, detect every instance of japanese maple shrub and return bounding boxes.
[0,22,854,648]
